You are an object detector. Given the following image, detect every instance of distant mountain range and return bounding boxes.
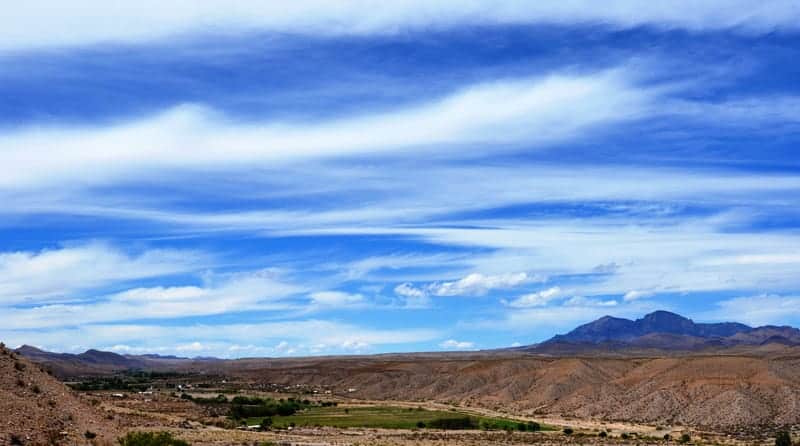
[14,344,208,377]
[13,310,800,378]
[528,310,800,353]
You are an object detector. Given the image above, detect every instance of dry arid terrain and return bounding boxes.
[201,348,800,433]
[0,343,118,445]
[5,343,800,445]
[6,313,800,445]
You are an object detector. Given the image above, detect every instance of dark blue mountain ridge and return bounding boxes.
[544,310,797,346]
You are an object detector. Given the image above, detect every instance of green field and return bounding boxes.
[245,405,551,431]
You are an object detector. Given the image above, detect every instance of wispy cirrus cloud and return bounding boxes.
[3,1,799,51]
[701,294,800,327]
[0,69,655,190]
[1,269,304,329]
[0,242,208,305]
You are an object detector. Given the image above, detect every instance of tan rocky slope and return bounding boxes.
[0,343,117,445]
[220,349,800,432]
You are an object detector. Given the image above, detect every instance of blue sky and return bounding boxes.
[2,1,800,357]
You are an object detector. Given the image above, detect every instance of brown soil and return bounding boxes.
[0,343,118,445]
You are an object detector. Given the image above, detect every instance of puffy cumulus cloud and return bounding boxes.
[430,272,539,296]
[400,272,545,299]
[2,1,798,51]
[309,290,365,307]
[623,290,655,301]
[439,339,475,350]
[505,286,562,308]
[394,283,426,299]
[0,242,208,305]
[392,215,800,299]
[394,282,431,309]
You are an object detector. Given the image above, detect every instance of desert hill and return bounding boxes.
[13,311,800,433]
[0,342,118,445]
[209,348,800,432]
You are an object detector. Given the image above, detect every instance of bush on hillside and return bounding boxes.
[775,431,792,446]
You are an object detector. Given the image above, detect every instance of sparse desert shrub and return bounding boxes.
[117,431,189,446]
[259,417,272,431]
[679,433,691,444]
[14,361,25,371]
[85,431,97,440]
[31,384,41,394]
[563,428,574,435]
[9,433,23,445]
[664,433,672,441]
[16,378,25,387]
[621,433,630,440]
[775,431,792,446]
[599,431,607,438]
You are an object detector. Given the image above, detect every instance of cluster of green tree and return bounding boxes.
[181,393,228,404]
[68,376,151,392]
[118,431,189,446]
[414,416,540,432]
[424,417,478,429]
[125,370,186,379]
[482,420,541,432]
[229,396,312,420]
[775,431,793,446]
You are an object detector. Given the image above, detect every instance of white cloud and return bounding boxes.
[623,290,654,301]
[476,300,663,336]
[394,283,432,309]
[2,1,798,51]
[439,339,475,350]
[429,272,543,297]
[0,70,654,190]
[0,320,441,358]
[1,269,303,329]
[393,272,542,300]
[309,290,364,307]
[564,295,618,307]
[394,283,426,299]
[506,286,562,308]
[0,242,207,305]
[703,294,800,327]
[175,342,205,352]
